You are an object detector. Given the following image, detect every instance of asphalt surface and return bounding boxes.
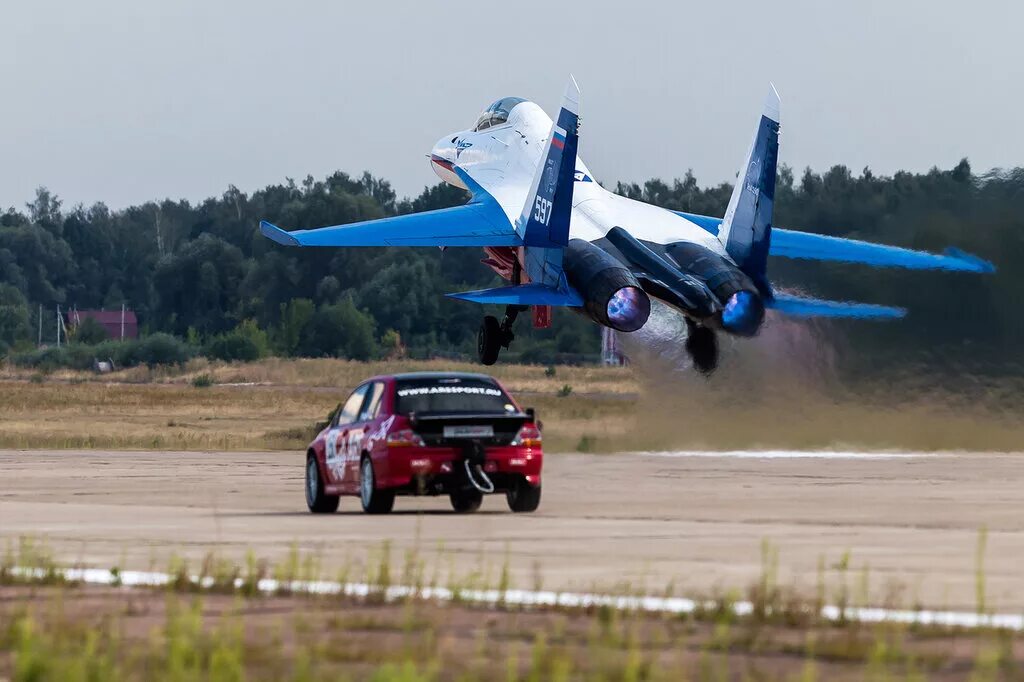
[2,449,1021,610]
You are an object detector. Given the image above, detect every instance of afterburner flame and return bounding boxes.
[721,291,765,336]
[606,286,651,332]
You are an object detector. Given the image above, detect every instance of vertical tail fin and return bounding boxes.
[718,85,780,292]
[517,75,580,248]
[519,75,581,287]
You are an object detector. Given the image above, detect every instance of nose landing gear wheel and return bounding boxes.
[478,315,502,365]
[477,305,526,365]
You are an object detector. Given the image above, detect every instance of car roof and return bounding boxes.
[389,371,498,382]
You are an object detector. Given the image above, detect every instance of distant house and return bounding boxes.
[67,309,139,340]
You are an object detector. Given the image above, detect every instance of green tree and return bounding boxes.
[298,298,376,360]
[152,234,246,335]
[0,284,30,352]
[276,298,315,356]
[26,186,63,236]
[357,260,439,346]
[205,320,269,362]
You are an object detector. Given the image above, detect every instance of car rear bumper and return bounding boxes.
[374,445,542,493]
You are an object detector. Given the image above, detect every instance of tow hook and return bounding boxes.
[462,440,494,493]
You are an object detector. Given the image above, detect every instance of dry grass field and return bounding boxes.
[1,357,1023,453]
[0,360,633,452]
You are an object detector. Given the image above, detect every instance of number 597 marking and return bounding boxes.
[533,196,552,225]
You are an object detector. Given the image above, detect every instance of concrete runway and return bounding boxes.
[2,449,1021,610]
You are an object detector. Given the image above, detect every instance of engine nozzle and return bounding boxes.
[606,286,651,332]
[720,291,765,336]
[563,239,652,333]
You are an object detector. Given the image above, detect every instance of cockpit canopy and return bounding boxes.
[473,97,527,132]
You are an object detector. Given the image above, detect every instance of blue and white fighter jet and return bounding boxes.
[261,77,993,372]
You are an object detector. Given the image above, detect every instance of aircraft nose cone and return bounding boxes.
[431,135,458,163]
[721,291,765,336]
[429,135,467,189]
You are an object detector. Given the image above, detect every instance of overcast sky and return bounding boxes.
[2,0,1023,210]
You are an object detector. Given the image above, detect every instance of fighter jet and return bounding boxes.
[261,77,993,371]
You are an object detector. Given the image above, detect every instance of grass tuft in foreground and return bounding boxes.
[2,538,1022,680]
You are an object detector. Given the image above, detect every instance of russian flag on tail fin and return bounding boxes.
[718,85,781,294]
[517,75,582,291]
[517,76,580,250]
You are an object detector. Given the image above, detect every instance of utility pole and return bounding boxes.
[37,304,42,347]
[120,303,125,340]
[56,305,61,347]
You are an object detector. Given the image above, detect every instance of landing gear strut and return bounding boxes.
[685,319,718,375]
[478,305,526,365]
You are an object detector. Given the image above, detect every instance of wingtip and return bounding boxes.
[259,219,300,247]
[763,83,781,123]
[944,247,996,273]
[887,306,909,320]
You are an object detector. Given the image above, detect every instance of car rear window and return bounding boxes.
[394,377,516,415]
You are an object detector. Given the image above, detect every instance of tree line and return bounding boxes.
[1,160,1020,376]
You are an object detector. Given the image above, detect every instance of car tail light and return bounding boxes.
[510,423,542,448]
[387,429,425,447]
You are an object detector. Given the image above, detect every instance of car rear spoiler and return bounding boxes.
[408,412,533,446]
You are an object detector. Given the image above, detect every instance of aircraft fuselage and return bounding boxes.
[428,101,728,286]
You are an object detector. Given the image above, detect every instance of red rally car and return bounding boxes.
[304,372,543,514]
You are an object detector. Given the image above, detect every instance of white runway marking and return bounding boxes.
[13,566,1022,632]
[635,450,946,460]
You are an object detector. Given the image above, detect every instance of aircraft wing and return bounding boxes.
[260,205,520,248]
[261,167,521,248]
[673,212,994,273]
[769,228,994,273]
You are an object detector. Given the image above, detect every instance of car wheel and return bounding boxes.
[360,456,395,514]
[478,315,501,365]
[450,490,483,513]
[506,478,541,513]
[306,453,339,514]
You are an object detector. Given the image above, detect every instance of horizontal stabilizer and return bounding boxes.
[768,292,906,319]
[446,283,583,307]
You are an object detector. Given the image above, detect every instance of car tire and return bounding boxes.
[450,490,483,513]
[360,456,394,514]
[506,479,541,513]
[478,315,501,365]
[306,453,339,514]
